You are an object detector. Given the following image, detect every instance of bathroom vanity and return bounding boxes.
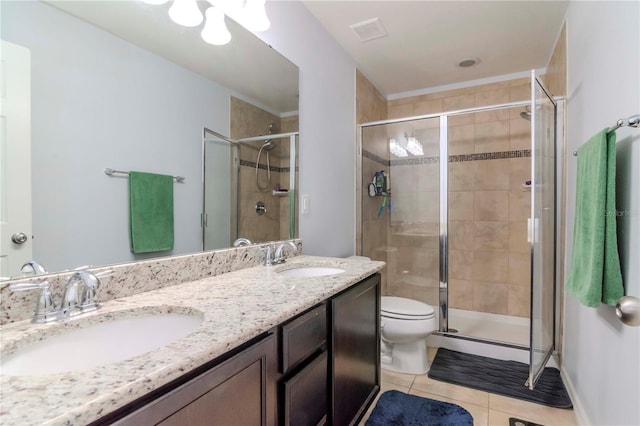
[0,256,384,426]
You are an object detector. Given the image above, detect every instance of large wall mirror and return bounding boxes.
[0,0,299,278]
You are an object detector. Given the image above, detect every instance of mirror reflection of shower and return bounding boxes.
[256,122,278,192]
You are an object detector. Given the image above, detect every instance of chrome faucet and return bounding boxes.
[9,279,58,323]
[9,269,113,323]
[275,241,298,263]
[233,238,252,247]
[20,260,48,276]
[60,271,104,317]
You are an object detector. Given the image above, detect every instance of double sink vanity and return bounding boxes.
[0,251,385,425]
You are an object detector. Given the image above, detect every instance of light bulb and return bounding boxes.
[141,0,170,5]
[201,7,231,45]
[389,139,408,158]
[168,0,203,27]
[240,0,270,32]
[405,137,424,156]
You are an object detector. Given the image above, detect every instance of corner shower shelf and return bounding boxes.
[272,190,289,197]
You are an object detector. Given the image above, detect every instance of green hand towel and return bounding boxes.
[565,129,624,307]
[129,171,174,254]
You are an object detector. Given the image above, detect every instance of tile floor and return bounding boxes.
[360,348,577,426]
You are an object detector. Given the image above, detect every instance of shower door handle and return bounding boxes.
[527,218,539,244]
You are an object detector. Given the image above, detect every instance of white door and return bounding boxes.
[0,40,32,278]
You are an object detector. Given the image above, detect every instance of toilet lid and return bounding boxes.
[381,296,435,320]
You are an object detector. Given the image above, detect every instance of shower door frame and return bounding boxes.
[357,98,551,336]
[528,71,558,389]
[202,129,300,250]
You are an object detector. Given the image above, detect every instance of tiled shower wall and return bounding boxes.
[359,77,533,317]
[356,71,390,292]
[230,97,298,243]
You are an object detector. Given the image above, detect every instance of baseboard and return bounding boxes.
[560,367,590,425]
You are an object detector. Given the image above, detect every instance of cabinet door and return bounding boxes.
[280,303,327,373]
[331,274,380,426]
[282,351,328,426]
[114,333,277,426]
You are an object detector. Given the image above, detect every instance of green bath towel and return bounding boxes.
[565,129,623,307]
[129,171,174,254]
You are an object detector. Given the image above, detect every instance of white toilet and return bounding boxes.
[380,296,438,375]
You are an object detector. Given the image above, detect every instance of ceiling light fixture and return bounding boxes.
[145,0,270,46]
[168,0,203,27]
[201,7,231,45]
[389,139,408,158]
[457,57,480,68]
[232,0,270,32]
[405,137,424,156]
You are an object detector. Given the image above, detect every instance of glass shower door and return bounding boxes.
[528,71,557,389]
[202,131,239,250]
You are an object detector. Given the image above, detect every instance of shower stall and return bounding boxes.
[358,71,558,388]
[202,128,299,250]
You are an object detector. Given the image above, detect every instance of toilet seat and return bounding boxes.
[381,296,435,320]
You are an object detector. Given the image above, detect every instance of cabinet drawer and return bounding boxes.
[280,304,326,373]
[282,351,328,426]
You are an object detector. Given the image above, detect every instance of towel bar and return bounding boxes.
[104,168,185,183]
[573,114,640,156]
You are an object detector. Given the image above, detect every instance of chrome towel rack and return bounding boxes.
[573,114,640,156]
[104,168,185,183]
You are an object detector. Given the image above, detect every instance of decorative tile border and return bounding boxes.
[363,149,531,167]
[239,159,288,173]
[449,149,531,162]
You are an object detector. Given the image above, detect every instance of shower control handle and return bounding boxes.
[255,201,267,216]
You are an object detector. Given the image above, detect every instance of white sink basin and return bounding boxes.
[1,312,203,376]
[278,266,345,278]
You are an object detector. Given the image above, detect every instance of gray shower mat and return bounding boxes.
[428,349,572,409]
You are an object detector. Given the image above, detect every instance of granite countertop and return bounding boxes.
[0,256,385,426]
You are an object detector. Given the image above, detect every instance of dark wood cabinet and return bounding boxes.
[282,350,328,426]
[279,303,328,426]
[102,273,380,426]
[331,273,380,426]
[113,333,277,426]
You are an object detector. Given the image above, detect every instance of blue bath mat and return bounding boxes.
[365,390,474,426]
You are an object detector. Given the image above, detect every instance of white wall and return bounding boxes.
[256,1,357,257]
[564,1,640,424]
[2,1,230,271]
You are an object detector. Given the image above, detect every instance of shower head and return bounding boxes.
[261,122,279,149]
[261,140,277,151]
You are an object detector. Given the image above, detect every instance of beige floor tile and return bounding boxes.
[411,375,490,407]
[488,409,549,426]
[380,382,411,393]
[381,368,416,388]
[410,388,489,426]
[427,346,438,362]
[489,394,577,426]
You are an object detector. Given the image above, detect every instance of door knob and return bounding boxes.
[11,233,29,245]
[616,296,640,327]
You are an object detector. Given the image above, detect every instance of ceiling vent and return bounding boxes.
[350,17,388,42]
